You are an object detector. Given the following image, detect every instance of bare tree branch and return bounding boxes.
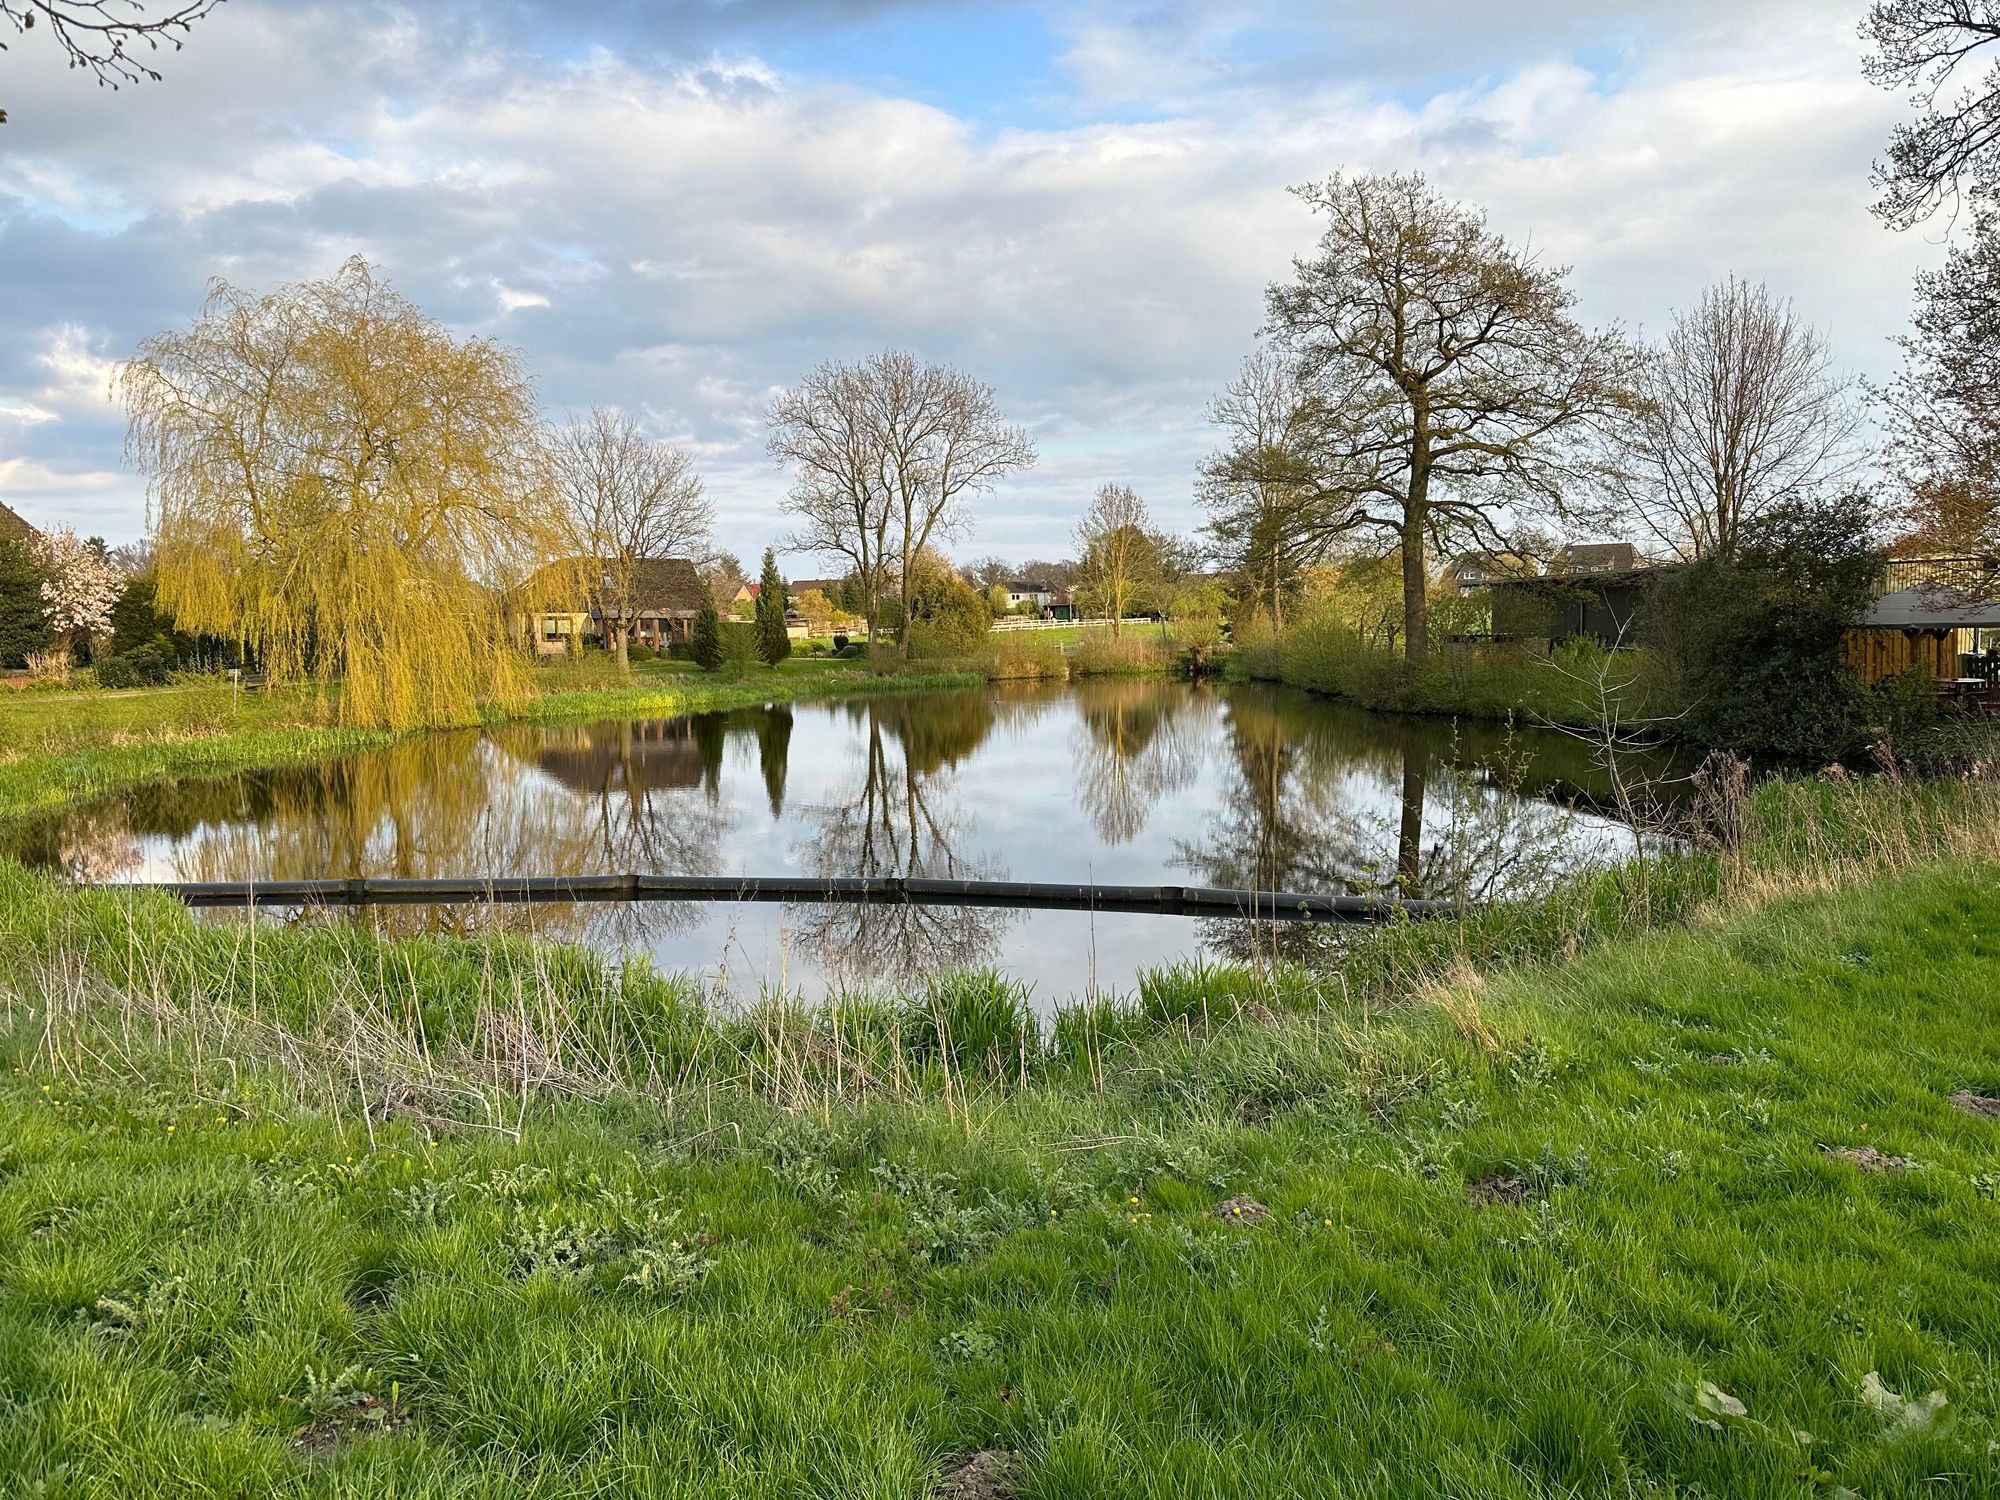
[1864,0,2000,227]
[0,0,224,123]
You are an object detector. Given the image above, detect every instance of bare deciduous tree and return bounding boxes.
[1607,276,1861,560]
[1264,172,1634,669]
[768,361,895,640]
[1198,348,1321,628]
[549,407,710,673]
[769,351,1034,644]
[1,0,223,123]
[1864,1,2000,228]
[1072,483,1160,634]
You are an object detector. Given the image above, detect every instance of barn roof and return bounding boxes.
[1860,584,2000,630]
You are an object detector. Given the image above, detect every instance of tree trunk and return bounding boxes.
[613,615,630,673]
[1395,746,1427,896]
[1400,508,1429,669]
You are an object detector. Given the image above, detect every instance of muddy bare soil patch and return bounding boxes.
[1210,1195,1270,1226]
[1950,1091,2000,1119]
[934,1449,1024,1500]
[1464,1172,1529,1207]
[1821,1145,1908,1173]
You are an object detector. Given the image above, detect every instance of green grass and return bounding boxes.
[1236,612,1682,731]
[3,778,2000,1494]
[0,662,982,822]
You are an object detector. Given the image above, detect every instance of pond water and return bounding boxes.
[10,682,1688,1005]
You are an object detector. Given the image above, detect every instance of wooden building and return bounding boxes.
[1843,583,2000,685]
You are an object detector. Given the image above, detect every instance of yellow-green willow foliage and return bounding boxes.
[120,257,573,730]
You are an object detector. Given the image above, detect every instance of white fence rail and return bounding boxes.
[989,616,1157,632]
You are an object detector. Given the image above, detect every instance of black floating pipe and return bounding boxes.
[126,874,1455,925]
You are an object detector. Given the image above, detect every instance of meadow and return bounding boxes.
[1,771,1998,1495]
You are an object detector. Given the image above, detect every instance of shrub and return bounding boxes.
[627,642,658,663]
[93,656,138,691]
[984,632,1066,681]
[832,632,849,652]
[719,621,757,667]
[904,570,992,660]
[1233,614,1281,680]
[1872,666,1942,741]
[1071,629,1169,676]
[1656,494,1879,758]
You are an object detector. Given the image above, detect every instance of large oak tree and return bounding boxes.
[1261,172,1633,668]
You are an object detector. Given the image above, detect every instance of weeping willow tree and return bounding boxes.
[119,257,571,729]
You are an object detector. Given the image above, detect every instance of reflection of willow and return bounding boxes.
[1178,687,1636,963]
[791,693,1014,990]
[9,803,145,883]
[161,719,740,948]
[1069,679,1211,844]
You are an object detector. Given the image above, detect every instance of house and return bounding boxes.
[531,557,708,654]
[1442,550,1538,595]
[1044,586,1075,622]
[1552,541,1644,575]
[1001,580,1054,610]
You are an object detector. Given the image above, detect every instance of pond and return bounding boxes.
[9,682,1690,1005]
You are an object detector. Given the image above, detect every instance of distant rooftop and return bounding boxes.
[1554,542,1642,574]
[0,502,35,545]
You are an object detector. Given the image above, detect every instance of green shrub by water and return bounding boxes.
[1246,606,1681,728]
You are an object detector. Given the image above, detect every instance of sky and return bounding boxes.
[0,0,1951,568]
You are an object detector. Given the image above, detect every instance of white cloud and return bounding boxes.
[0,0,1940,559]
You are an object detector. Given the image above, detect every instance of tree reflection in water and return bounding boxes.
[790,692,1016,989]
[1178,685,1679,964]
[1069,679,1213,844]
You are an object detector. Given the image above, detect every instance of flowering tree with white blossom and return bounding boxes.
[36,525,123,657]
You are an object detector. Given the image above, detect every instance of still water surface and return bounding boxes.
[12,682,1683,1003]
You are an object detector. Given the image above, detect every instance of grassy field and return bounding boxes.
[2,776,1999,1495]
[0,659,981,822]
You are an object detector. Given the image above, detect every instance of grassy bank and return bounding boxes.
[3,775,1999,1494]
[1236,613,1680,731]
[0,660,982,822]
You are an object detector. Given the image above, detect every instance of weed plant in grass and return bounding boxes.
[3,775,2000,1495]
